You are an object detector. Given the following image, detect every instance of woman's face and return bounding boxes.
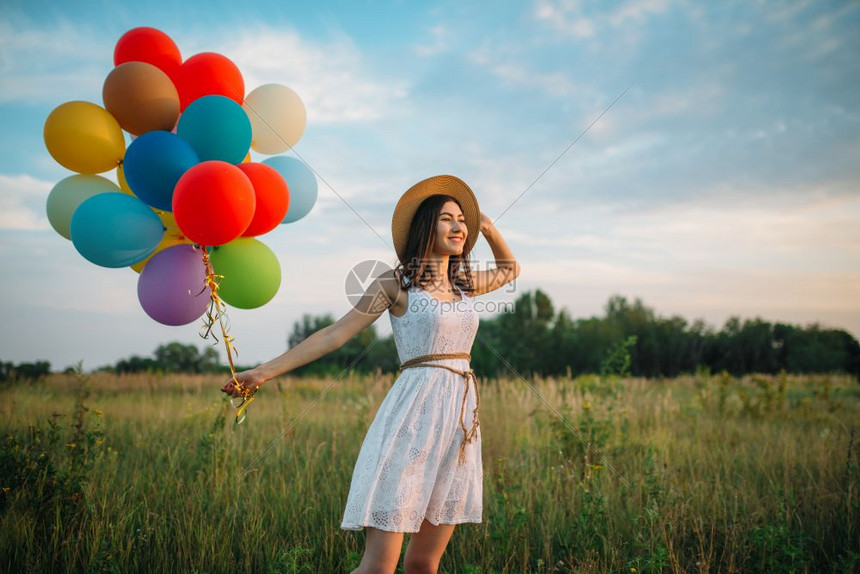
[434,200,467,255]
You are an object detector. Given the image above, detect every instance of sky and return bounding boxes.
[0,0,858,370]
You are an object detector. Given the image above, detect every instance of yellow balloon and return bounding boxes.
[154,209,178,229]
[243,84,307,154]
[116,164,135,195]
[131,228,190,273]
[44,101,126,174]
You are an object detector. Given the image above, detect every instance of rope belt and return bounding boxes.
[398,352,480,465]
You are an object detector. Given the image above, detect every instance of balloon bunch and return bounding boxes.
[44,27,319,421]
[43,27,319,326]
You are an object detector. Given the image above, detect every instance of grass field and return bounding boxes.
[1,370,858,573]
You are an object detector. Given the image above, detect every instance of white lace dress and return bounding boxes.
[340,284,483,533]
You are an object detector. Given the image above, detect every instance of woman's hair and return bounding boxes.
[394,194,475,294]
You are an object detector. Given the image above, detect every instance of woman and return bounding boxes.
[222,175,520,573]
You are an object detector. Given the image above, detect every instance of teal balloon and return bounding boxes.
[262,156,317,223]
[46,175,122,240]
[123,130,199,211]
[70,193,164,268]
[177,95,252,164]
[210,238,281,309]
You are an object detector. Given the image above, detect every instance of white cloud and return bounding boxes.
[219,27,409,124]
[414,25,450,57]
[534,0,596,39]
[611,192,860,267]
[648,81,726,117]
[526,257,675,286]
[609,0,672,26]
[468,42,598,99]
[0,20,109,104]
[509,185,860,266]
[767,2,857,62]
[485,62,578,97]
[487,185,860,331]
[765,0,812,23]
[0,21,409,125]
[507,189,860,335]
[533,0,672,39]
[0,174,52,230]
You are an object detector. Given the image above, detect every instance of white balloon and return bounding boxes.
[46,175,122,239]
[243,84,307,154]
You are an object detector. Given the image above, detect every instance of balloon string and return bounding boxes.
[198,246,255,423]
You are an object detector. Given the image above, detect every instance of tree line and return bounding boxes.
[286,291,860,380]
[0,361,51,383]
[5,291,858,380]
[1,343,223,381]
[108,342,222,374]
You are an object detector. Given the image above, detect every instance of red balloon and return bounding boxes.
[173,161,256,246]
[176,53,245,111]
[237,163,290,237]
[114,27,182,82]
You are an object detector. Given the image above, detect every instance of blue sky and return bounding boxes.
[1,0,858,369]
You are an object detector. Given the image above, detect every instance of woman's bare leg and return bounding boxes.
[350,527,404,574]
[402,520,456,574]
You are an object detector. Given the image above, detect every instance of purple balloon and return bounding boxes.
[137,245,210,326]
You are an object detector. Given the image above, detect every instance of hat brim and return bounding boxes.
[391,175,480,264]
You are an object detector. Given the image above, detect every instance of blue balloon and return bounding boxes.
[70,193,164,268]
[262,156,318,223]
[123,131,198,211]
[177,95,252,164]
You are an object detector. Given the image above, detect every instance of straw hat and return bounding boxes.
[391,175,480,263]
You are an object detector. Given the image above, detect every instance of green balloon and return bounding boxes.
[210,238,281,309]
[46,175,122,239]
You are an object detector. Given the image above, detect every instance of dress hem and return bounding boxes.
[340,515,482,534]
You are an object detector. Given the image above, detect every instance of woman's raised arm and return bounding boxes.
[471,211,522,297]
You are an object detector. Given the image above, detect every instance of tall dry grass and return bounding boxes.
[1,370,857,572]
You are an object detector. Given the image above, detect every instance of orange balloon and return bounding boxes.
[238,162,289,237]
[114,27,182,83]
[176,52,244,111]
[103,62,180,135]
[172,161,255,246]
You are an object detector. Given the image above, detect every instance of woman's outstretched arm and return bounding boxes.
[221,270,401,396]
